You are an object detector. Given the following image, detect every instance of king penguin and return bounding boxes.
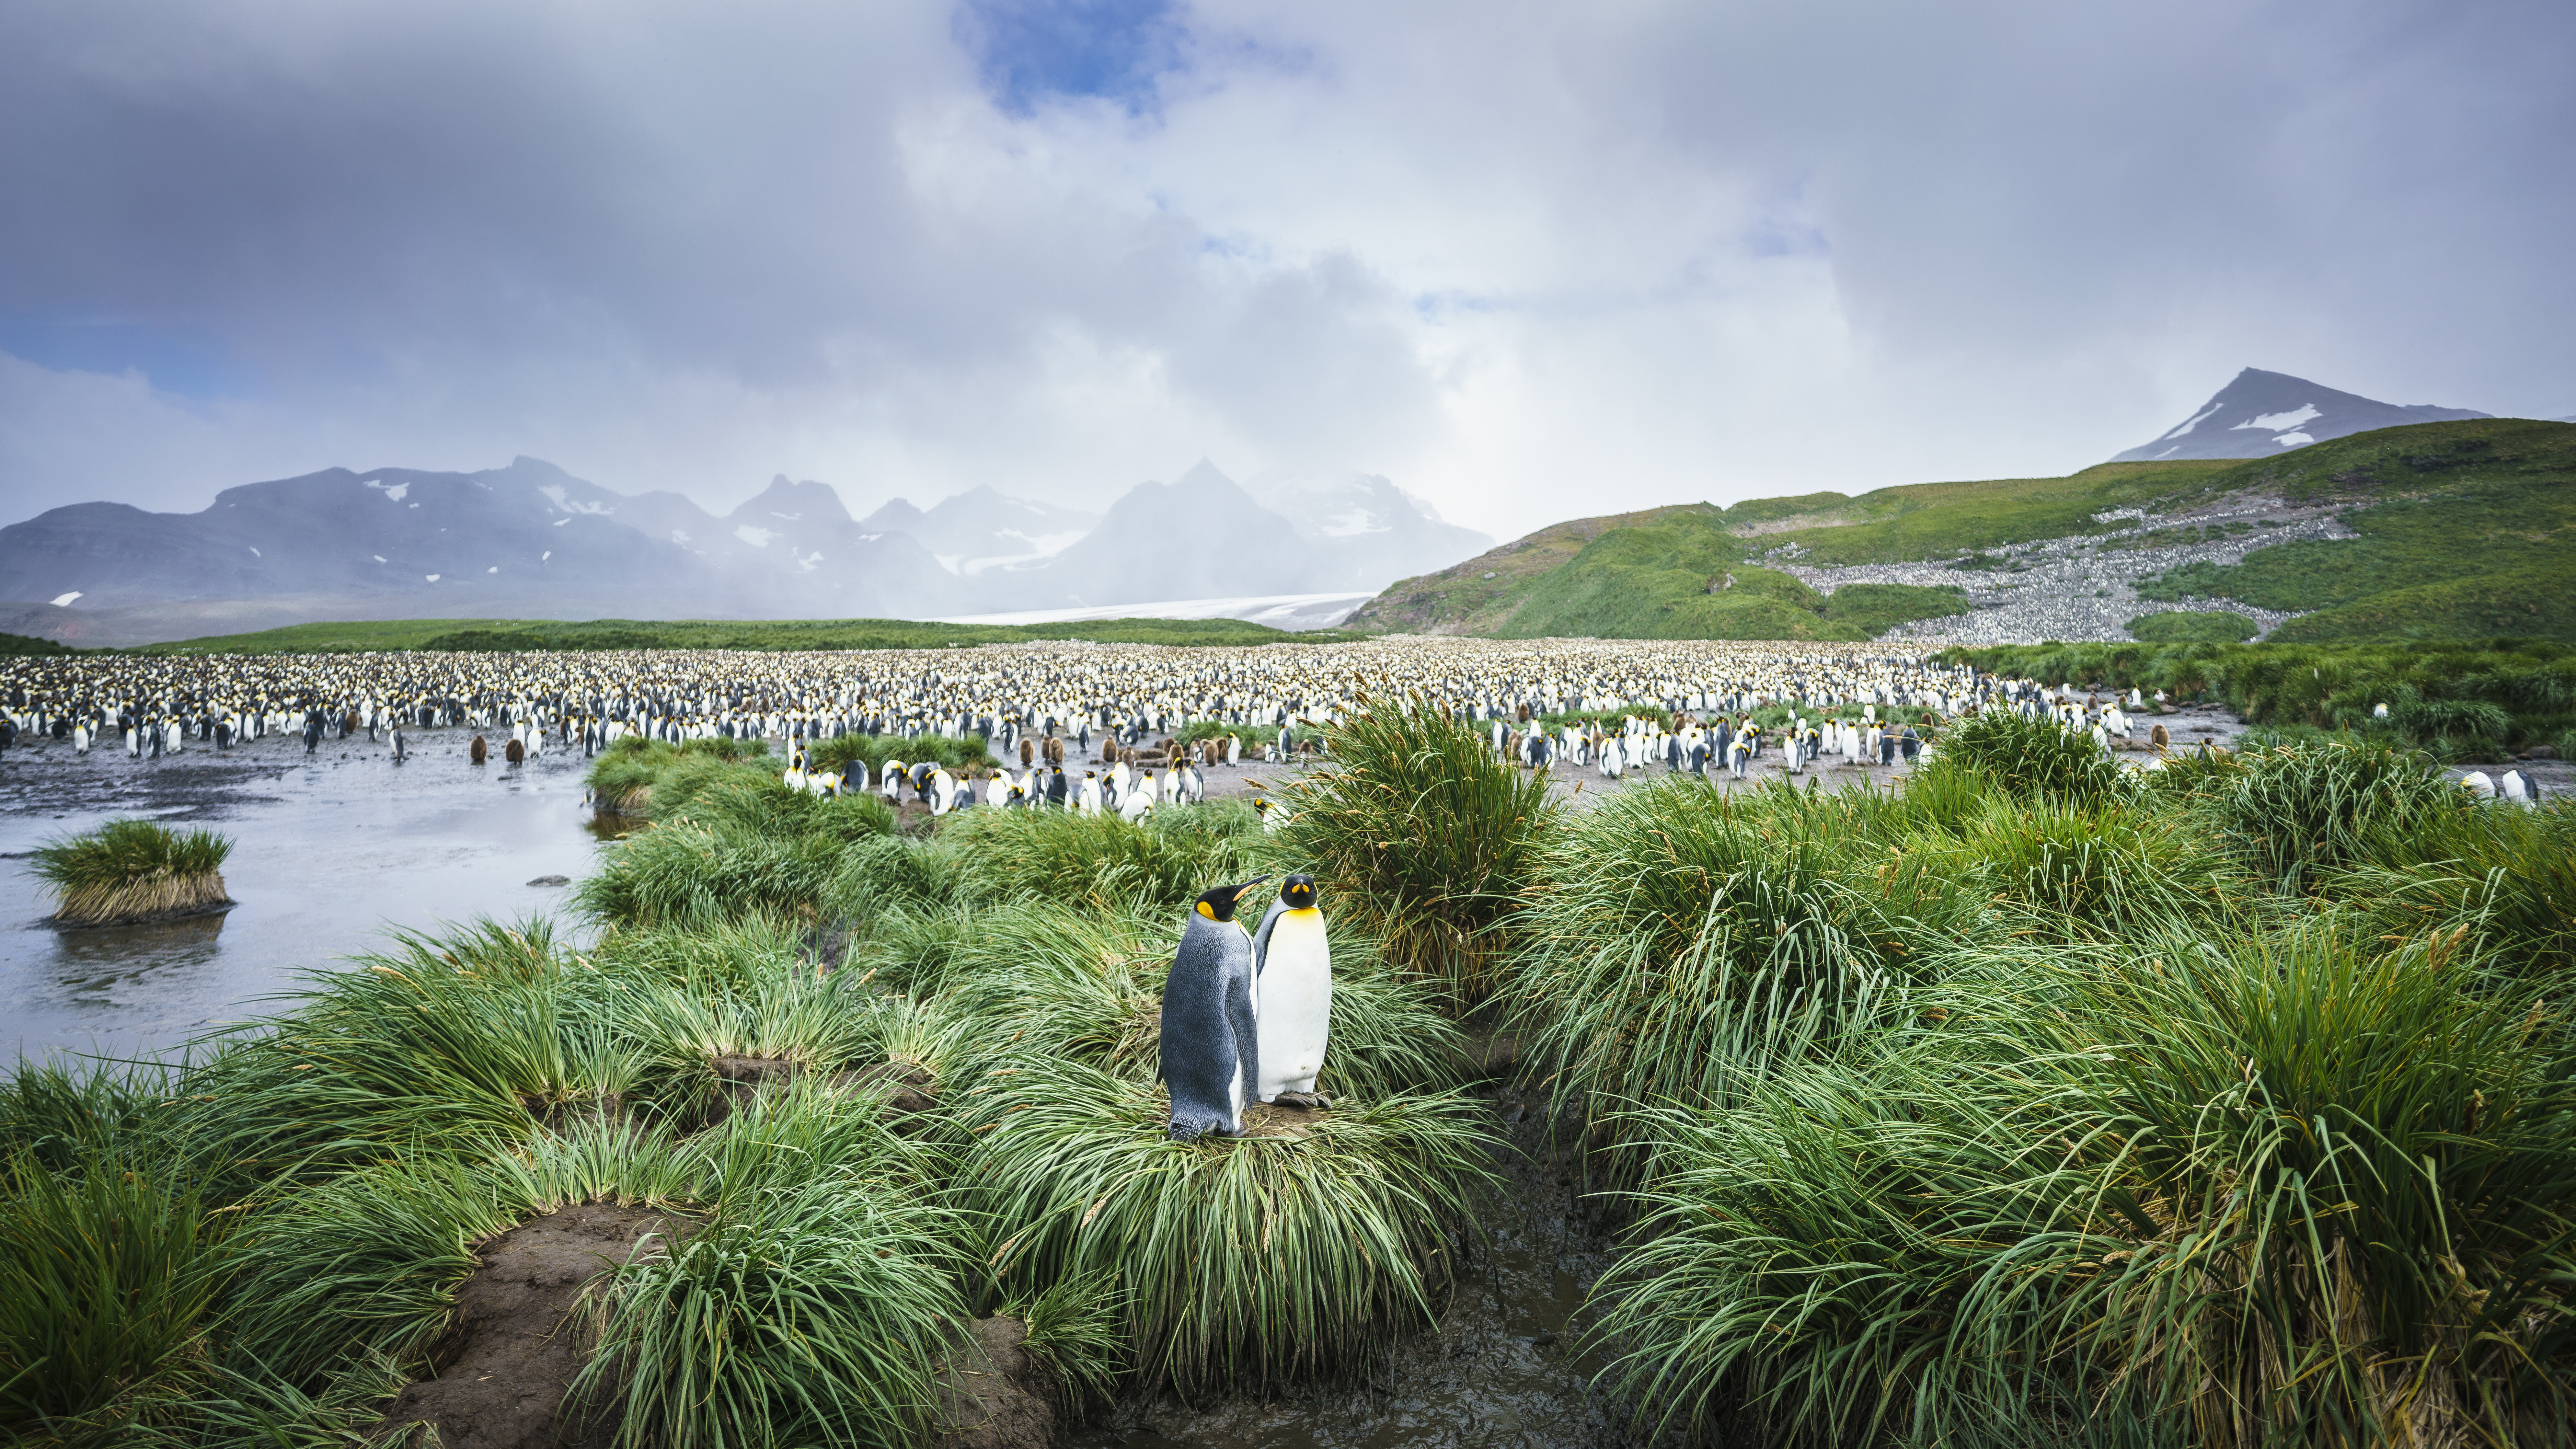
[1251,875,1333,1109]
[1159,878,1270,1141]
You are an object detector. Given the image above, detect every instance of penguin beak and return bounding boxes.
[1232,877,1271,902]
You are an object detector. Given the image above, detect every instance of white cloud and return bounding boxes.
[0,0,2568,543]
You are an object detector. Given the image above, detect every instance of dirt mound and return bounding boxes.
[372,1201,687,1449]
[934,1317,1057,1449]
[1236,1100,1327,1139]
[832,1058,938,1115]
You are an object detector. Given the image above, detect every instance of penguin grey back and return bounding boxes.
[1159,878,1267,1141]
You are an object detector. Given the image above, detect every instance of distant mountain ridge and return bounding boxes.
[2111,367,2490,462]
[0,457,1486,644]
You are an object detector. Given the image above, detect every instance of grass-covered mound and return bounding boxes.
[1591,920,2576,1446]
[30,818,234,926]
[1487,707,2576,1445]
[579,738,897,926]
[806,730,991,778]
[582,733,770,815]
[867,891,1491,1393]
[2132,419,2576,643]
[2128,608,2258,642]
[1270,698,1557,1004]
[1941,638,2576,761]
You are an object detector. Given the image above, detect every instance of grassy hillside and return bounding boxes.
[0,630,82,656]
[139,615,1357,655]
[1346,505,1971,640]
[2134,420,2576,639]
[1349,420,2576,644]
[1743,459,2243,565]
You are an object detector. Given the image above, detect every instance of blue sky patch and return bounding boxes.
[0,314,256,399]
[958,0,1190,115]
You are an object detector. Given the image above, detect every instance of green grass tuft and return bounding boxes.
[954,1055,1494,1395]
[29,818,233,925]
[1271,699,1558,1005]
[1590,919,2576,1446]
[1919,704,2128,806]
[2128,609,2258,643]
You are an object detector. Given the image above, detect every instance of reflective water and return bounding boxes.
[1,730,602,1063]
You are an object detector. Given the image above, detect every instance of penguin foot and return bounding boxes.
[1272,1091,1333,1111]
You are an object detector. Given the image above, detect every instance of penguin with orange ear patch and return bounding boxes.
[1158,878,1269,1141]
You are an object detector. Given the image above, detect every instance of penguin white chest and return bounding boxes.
[1256,910,1332,1101]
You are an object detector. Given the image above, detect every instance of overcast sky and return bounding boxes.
[2,0,2569,539]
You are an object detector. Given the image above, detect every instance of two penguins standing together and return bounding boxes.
[1159,874,1332,1141]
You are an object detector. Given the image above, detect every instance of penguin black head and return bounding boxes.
[1280,874,1318,911]
[1194,878,1270,923]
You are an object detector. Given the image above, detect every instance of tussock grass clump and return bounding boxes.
[940,804,1260,914]
[2203,736,2462,892]
[807,729,989,776]
[611,969,886,1125]
[237,1093,961,1447]
[664,769,896,845]
[2341,801,2576,976]
[921,899,1464,1102]
[1918,705,2127,805]
[955,1056,1493,1395]
[1272,697,1557,1004]
[1935,793,2241,932]
[577,824,849,928]
[1,1149,235,1442]
[31,817,233,926]
[585,736,777,816]
[178,919,629,1185]
[1592,921,2576,1447]
[0,1059,173,1171]
[1511,778,1923,1180]
[824,835,971,928]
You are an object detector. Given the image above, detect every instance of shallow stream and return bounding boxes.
[1,729,604,1062]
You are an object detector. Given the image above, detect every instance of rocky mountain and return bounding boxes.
[2110,367,2490,462]
[0,456,1484,643]
[0,457,961,629]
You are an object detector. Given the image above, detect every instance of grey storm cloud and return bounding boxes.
[0,0,2569,537]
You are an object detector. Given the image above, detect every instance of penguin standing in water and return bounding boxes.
[1159,878,1269,1141]
[1251,875,1332,1109]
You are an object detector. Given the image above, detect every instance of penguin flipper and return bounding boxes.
[1225,970,1259,1129]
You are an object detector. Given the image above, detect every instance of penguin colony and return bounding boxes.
[0,638,1982,768]
[0,640,2544,803]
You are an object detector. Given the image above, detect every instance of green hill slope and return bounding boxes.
[2133,420,2576,641]
[1346,420,2576,643]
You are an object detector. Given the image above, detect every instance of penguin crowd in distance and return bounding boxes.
[0,640,2549,804]
[2,638,1996,775]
